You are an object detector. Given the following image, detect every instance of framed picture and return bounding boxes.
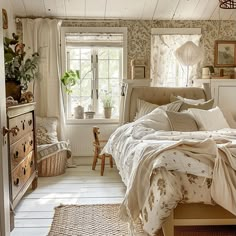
[214,40,236,67]
[2,9,8,29]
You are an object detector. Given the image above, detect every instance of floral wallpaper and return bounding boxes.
[18,19,236,80]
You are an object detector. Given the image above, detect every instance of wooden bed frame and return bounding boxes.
[122,84,236,236]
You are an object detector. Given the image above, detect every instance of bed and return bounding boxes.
[103,86,236,236]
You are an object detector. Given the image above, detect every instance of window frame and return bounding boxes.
[60,27,128,124]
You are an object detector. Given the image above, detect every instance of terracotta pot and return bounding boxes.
[5,81,21,101]
[104,107,112,119]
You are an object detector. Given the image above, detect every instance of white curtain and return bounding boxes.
[22,19,65,140]
[151,34,201,87]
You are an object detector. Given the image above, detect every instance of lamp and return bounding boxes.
[174,41,203,86]
[219,0,236,9]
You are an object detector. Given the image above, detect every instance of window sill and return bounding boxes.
[66,118,119,125]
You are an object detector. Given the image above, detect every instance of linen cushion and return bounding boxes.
[179,99,214,111]
[166,111,199,131]
[189,106,230,131]
[135,99,159,120]
[137,107,171,131]
[36,116,59,145]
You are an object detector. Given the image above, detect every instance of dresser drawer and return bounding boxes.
[10,132,34,170]
[9,112,33,144]
[11,151,35,200]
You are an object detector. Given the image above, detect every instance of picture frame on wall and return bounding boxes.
[214,40,236,67]
[2,8,8,29]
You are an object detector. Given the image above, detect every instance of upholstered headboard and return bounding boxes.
[123,86,211,123]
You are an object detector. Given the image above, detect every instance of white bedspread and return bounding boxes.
[103,119,236,235]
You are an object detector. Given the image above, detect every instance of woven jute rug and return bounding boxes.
[48,204,149,236]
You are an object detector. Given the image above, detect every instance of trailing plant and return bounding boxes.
[61,70,80,94]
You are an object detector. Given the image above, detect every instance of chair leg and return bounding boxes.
[101,154,105,176]
[110,156,113,168]
[92,151,97,170]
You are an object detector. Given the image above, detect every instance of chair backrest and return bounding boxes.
[93,127,101,152]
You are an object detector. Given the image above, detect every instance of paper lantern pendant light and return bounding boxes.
[175,41,203,87]
[174,41,203,66]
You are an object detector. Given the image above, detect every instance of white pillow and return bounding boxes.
[137,107,171,131]
[176,96,205,105]
[189,106,230,131]
[135,99,159,120]
[220,108,236,129]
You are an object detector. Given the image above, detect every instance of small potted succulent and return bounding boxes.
[4,33,39,101]
[101,91,114,119]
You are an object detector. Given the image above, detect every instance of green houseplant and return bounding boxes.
[60,70,80,94]
[101,91,114,119]
[4,33,39,100]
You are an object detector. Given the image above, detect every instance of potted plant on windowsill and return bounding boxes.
[101,91,114,119]
[4,33,39,101]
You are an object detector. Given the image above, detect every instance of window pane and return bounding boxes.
[80,79,91,96]
[99,79,109,92]
[81,48,91,59]
[81,60,92,79]
[69,49,80,59]
[109,60,120,78]
[98,60,108,78]
[98,48,108,59]
[69,59,80,70]
[109,48,120,59]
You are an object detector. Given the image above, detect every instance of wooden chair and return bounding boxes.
[92,127,113,176]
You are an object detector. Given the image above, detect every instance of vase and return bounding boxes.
[5,81,21,101]
[104,107,112,119]
[74,105,84,119]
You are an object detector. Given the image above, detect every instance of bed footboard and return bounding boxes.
[162,203,236,236]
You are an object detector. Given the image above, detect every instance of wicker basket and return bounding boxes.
[38,150,68,177]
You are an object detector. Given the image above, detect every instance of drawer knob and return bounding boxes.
[14,178,20,186]
[21,120,25,130]
[30,160,34,167]
[23,144,26,152]
[22,167,26,175]
[2,126,20,136]
[29,140,33,146]
[14,151,19,159]
[28,119,32,126]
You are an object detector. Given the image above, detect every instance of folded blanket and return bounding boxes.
[37,141,71,163]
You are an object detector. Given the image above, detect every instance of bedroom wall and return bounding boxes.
[1,0,16,37]
[62,20,236,80]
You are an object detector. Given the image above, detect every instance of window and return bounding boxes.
[151,28,202,87]
[61,28,127,121]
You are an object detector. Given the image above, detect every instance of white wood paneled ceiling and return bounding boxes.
[10,0,236,20]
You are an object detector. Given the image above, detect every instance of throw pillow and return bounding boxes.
[135,99,159,120]
[189,106,230,131]
[170,94,205,105]
[166,111,199,132]
[36,116,59,145]
[179,99,214,111]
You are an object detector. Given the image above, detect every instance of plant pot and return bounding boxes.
[104,107,112,119]
[5,81,21,101]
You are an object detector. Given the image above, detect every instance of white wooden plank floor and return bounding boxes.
[11,157,125,236]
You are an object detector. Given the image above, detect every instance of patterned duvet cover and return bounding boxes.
[103,118,236,235]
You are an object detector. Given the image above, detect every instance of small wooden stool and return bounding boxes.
[92,127,113,176]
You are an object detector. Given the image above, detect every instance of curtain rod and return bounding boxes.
[15,17,123,23]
